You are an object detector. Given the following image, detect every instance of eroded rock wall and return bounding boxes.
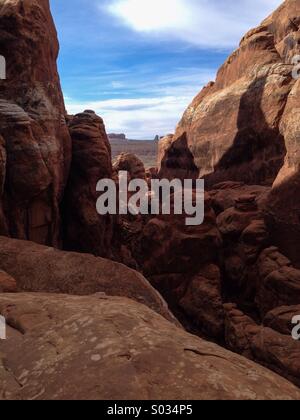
[0,0,72,246]
[160,0,300,189]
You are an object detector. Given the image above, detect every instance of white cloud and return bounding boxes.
[65,0,284,138]
[66,95,193,139]
[107,0,191,32]
[105,0,282,48]
[65,68,215,138]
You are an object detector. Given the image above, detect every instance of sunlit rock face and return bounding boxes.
[263,3,300,266]
[264,77,300,267]
[160,0,300,189]
[0,0,72,246]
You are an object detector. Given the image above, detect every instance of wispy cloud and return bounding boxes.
[52,0,283,139]
[65,67,215,138]
[66,95,188,139]
[104,0,282,49]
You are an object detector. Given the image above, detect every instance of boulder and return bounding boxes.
[216,195,261,238]
[209,182,269,214]
[240,220,269,262]
[264,305,300,335]
[224,303,300,387]
[257,247,300,316]
[113,153,146,180]
[251,327,300,387]
[0,237,176,324]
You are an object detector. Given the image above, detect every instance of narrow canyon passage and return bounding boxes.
[0,0,300,401]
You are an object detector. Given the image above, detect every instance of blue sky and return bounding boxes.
[50,0,282,139]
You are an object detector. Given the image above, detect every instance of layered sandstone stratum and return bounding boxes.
[0,0,300,400]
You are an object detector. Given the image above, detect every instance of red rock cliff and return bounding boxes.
[0,0,72,246]
[160,0,300,188]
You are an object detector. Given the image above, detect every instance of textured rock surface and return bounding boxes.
[0,293,299,400]
[62,111,113,258]
[265,173,300,267]
[132,192,222,335]
[0,237,176,324]
[224,304,300,387]
[251,327,300,387]
[179,265,224,339]
[264,305,300,335]
[257,247,300,316]
[0,0,72,246]
[224,304,260,359]
[0,270,17,293]
[0,0,299,399]
[161,0,299,188]
[113,152,146,180]
[209,182,270,214]
[137,193,220,277]
[199,182,300,386]
[157,134,173,172]
[216,199,260,238]
[159,133,199,181]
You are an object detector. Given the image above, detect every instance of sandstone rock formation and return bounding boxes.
[113,152,146,180]
[256,247,300,316]
[0,0,300,400]
[205,182,300,387]
[0,237,176,324]
[130,192,223,336]
[152,3,300,385]
[0,1,116,260]
[62,110,113,258]
[160,0,300,189]
[1,293,299,400]
[157,134,173,171]
[0,270,17,293]
[159,133,199,181]
[0,0,72,246]
[210,182,270,215]
[224,303,300,387]
[265,173,300,267]
[262,3,300,267]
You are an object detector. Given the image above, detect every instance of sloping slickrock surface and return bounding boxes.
[0,293,299,400]
[0,237,175,323]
